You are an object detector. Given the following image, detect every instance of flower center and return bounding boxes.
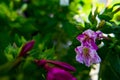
[84,35,91,42]
[83,47,90,57]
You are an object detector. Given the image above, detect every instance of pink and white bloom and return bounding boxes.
[75,46,101,67]
[75,29,103,67]
[77,29,97,42]
[76,29,103,50]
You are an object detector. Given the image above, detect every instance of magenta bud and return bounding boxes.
[47,67,77,80]
[18,40,35,57]
[35,59,77,80]
[47,60,76,72]
[34,59,47,66]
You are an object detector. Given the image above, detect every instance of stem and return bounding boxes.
[0,57,23,73]
[10,57,23,70]
[113,7,120,14]
[108,62,120,80]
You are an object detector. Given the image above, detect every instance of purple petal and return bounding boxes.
[89,39,98,50]
[83,29,97,41]
[83,56,91,67]
[92,53,101,63]
[75,45,101,67]
[82,39,98,50]
[87,48,101,65]
[82,47,92,67]
[76,34,85,42]
[75,46,84,64]
[76,54,84,64]
[96,30,103,39]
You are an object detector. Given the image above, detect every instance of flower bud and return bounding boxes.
[18,40,35,57]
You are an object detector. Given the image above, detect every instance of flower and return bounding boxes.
[75,45,101,67]
[35,60,77,80]
[77,29,97,42]
[76,29,98,50]
[18,40,35,57]
[75,29,103,67]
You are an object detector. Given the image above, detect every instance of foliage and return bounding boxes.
[0,0,120,80]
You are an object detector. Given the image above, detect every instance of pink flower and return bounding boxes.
[76,29,98,50]
[77,29,97,42]
[75,29,103,67]
[76,29,103,50]
[75,46,101,67]
[35,60,77,80]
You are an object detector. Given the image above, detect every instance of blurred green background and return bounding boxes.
[0,0,120,80]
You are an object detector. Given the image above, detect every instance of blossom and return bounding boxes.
[75,45,101,67]
[76,29,98,50]
[76,29,103,50]
[35,60,77,80]
[18,40,35,57]
[75,29,103,67]
[77,29,97,42]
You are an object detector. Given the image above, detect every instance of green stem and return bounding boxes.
[108,62,120,80]
[0,57,23,73]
